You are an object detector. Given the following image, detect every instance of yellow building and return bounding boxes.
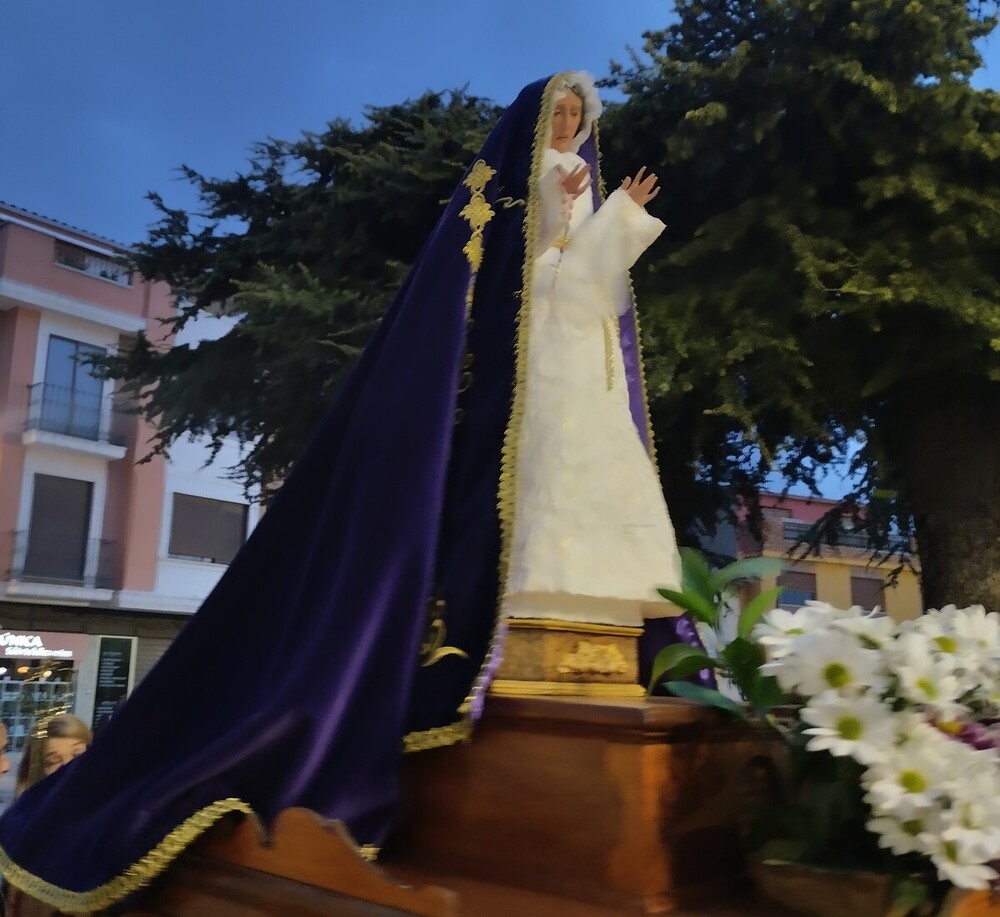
[736,493,923,622]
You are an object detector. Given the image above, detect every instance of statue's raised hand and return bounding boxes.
[621,167,660,208]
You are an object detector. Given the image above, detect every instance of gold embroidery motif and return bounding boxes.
[359,844,380,862]
[459,196,494,272]
[556,641,629,677]
[495,196,526,209]
[459,159,497,312]
[420,599,469,668]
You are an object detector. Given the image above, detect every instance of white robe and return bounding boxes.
[502,148,683,628]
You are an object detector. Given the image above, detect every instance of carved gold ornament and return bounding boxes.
[556,641,629,677]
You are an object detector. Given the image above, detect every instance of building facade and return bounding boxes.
[0,202,258,746]
[732,492,923,622]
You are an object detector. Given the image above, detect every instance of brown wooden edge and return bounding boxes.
[193,807,458,917]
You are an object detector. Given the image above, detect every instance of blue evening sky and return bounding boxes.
[3,2,998,248]
[1,0,670,245]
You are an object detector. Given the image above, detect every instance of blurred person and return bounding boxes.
[15,714,91,798]
[0,722,11,777]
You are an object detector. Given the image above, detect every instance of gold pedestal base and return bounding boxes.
[490,617,644,698]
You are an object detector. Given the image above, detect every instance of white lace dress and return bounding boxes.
[502,148,682,627]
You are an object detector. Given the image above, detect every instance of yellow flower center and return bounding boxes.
[899,770,927,794]
[836,716,863,741]
[902,819,923,837]
[916,678,938,699]
[934,636,958,653]
[824,663,850,688]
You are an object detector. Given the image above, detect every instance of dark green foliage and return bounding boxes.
[100,91,501,491]
[602,0,1000,606]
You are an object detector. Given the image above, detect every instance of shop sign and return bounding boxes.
[0,631,90,659]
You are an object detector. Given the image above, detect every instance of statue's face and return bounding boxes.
[550,90,583,153]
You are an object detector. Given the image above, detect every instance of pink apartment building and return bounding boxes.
[0,202,257,747]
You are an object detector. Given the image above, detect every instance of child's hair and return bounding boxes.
[16,713,92,796]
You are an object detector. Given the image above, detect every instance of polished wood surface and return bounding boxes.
[388,695,779,914]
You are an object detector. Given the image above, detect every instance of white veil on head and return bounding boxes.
[553,70,603,153]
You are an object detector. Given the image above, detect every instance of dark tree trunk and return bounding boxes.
[879,378,1000,613]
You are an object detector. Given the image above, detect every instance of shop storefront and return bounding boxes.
[0,629,138,746]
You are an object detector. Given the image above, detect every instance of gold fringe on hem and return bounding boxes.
[358,844,381,862]
[402,717,472,754]
[0,797,254,914]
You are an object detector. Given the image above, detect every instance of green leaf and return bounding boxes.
[663,680,749,721]
[709,557,783,594]
[671,654,720,681]
[747,674,787,718]
[680,547,715,602]
[655,587,718,626]
[721,637,765,696]
[890,876,929,912]
[647,644,716,693]
[738,585,785,639]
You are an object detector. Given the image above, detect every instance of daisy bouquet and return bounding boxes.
[754,601,1000,893]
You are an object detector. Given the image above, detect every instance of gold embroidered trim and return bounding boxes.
[402,718,472,754]
[359,844,381,862]
[0,797,254,913]
[459,159,497,312]
[496,196,526,209]
[603,318,618,391]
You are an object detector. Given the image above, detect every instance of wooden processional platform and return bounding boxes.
[122,695,789,917]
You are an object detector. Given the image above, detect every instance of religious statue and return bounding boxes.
[0,71,695,913]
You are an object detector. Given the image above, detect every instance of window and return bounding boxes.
[851,576,884,611]
[54,241,131,286]
[39,336,106,440]
[23,475,93,583]
[168,494,247,565]
[777,570,816,609]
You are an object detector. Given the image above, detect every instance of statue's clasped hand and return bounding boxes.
[557,164,591,200]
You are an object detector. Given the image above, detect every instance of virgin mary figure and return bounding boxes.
[0,71,695,914]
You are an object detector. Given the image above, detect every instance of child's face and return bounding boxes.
[44,736,87,776]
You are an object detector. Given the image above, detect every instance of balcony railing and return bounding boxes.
[782,520,910,553]
[54,241,131,286]
[8,530,117,590]
[24,383,128,447]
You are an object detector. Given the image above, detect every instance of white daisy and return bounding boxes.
[801,691,895,764]
[770,630,884,698]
